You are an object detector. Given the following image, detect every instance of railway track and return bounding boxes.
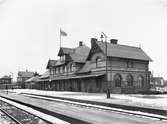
[0,96,90,124]
[0,99,56,124]
[0,108,22,124]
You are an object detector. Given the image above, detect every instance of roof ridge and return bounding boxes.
[95,40,152,61]
[114,43,141,49]
[97,40,140,49]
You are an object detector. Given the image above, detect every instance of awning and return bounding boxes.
[51,72,105,81]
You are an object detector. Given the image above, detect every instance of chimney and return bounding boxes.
[110,39,118,44]
[79,41,83,46]
[91,38,97,47]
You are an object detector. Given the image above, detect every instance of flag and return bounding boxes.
[102,32,107,38]
[60,29,67,36]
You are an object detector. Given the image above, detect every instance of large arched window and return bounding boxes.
[126,74,133,86]
[137,75,144,87]
[114,74,122,87]
[96,56,101,68]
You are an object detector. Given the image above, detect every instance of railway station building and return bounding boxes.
[37,37,152,94]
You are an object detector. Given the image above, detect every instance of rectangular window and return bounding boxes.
[54,68,56,75]
[70,64,72,72]
[72,64,75,71]
[60,67,62,73]
[60,55,65,61]
[62,66,65,73]
[64,66,67,72]
[58,67,60,73]
[50,69,54,75]
[131,62,134,68]
[55,68,57,74]
[67,65,69,72]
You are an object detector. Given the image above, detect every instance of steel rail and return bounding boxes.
[0,99,53,124]
[0,96,90,124]
[0,108,22,124]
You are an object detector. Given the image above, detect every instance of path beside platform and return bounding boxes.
[7,89,167,110]
[1,92,166,124]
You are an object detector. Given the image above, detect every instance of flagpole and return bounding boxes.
[60,28,61,48]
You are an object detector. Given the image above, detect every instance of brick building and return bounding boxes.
[17,70,35,88]
[0,75,12,89]
[38,37,152,93]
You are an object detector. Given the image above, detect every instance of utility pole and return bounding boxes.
[101,32,110,98]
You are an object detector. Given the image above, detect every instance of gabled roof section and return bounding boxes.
[26,75,40,82]
[70,45,90,63]
[58,47,74,56]
[95,40,152,61]
[87,38,103,60]
[1,75,11,79]
[39,71,49,79]
[76,61,92,73]
[46,60,57,69]
[54,59,65,66]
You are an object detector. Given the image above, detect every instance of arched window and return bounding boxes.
[126,74,133,86]
[96,56,101,68]
[114,74,122,87]
[138,75,144,87]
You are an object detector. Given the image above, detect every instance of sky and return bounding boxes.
[0,0,167,80]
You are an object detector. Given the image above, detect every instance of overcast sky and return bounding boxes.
[0,0,167,80]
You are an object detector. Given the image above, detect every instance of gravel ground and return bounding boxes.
[0,111,17,124]
[0,100,50,124]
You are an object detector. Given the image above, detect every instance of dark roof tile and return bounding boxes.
[70,45,90,63]
[58,47,74,56]
[46,60,57,69]
[26,76,40,82]
[96,41,152,61]
[39,71,49,79]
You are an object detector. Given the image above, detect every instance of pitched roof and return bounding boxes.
[46,60,57,69]
[26,76,40,82]
[77,61,92,73]
[1,75,11,79]
[58,47,74,56]
[39,71,49,79]
[18,71,34,78]
[70,45,90,63]
[151,77,164,82]
[95,40,152,61]
[55,44,90,65]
